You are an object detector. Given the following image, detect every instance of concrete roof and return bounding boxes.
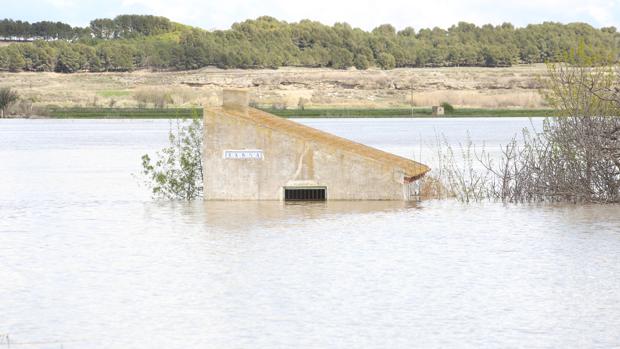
[212,106,430,179]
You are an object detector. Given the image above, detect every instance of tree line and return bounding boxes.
[0,19,86,40]
[0,15,176,41]
[0,15,618,73]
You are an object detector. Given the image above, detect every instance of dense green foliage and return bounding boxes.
[1,15,619,72]
[0,15,175,41]
[90,15,179,39]
[0,19,88,40]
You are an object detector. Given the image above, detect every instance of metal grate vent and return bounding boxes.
[284,187,326,201]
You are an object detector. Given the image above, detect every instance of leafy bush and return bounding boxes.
[440,102,454,113]
[0,87,18,118]
[140,116,203,200]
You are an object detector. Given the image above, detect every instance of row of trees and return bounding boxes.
[0,41,137,72]
[0,15,177,41]
[89,15,179,39]
[1,15,619,72]
[0,19,88,41]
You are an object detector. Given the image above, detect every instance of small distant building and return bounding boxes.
[203,89,430,201]
[432,106,444,116]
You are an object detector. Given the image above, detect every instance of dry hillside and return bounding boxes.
[0,64,549,109]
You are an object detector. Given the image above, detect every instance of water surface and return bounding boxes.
[1,118,619,349]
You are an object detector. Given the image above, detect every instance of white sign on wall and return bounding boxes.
[223,149,264,160]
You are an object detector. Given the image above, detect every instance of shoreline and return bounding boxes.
[263,107,553,118]
[12,107,553,119]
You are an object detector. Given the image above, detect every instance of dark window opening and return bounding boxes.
[284,187,326,201]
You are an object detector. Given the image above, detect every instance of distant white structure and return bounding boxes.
[432,106,445,116]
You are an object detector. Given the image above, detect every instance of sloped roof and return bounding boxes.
[211,106,430,179]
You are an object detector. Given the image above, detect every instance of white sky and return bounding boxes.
[3,0,619,30]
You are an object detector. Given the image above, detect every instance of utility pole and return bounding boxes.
[410,79,414,117]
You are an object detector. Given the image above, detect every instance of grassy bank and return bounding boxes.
[49,107,202,119]
[261,107,553,118]
[45,107,554,119]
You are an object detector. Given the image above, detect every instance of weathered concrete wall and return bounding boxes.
[203,90,423,200]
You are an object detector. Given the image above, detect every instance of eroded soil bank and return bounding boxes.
[0,64,548,111]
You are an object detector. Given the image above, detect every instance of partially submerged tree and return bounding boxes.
[525,56,620,202]
[435,50,620,203]
[140,116,204,200]
[0,87,18,118]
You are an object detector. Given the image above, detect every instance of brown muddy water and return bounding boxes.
[1,118,619,348]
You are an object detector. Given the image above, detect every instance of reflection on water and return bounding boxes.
[1,119,620,349]
[196,200,420,229]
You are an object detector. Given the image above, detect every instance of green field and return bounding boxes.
[47,107,554,119]
[49,107,203,119]
[95,90,132,98]
[260,107,554,118]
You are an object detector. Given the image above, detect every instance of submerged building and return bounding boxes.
[203,89,430,201]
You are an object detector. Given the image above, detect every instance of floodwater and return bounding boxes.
[1,118,619,349]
